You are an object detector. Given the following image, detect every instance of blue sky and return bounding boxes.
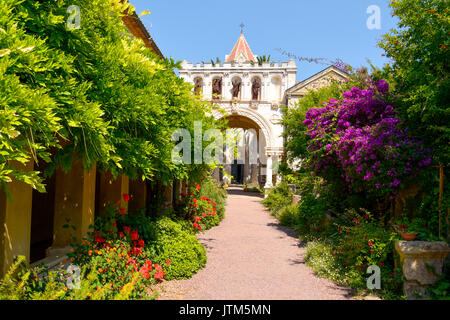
[130,0,397,81]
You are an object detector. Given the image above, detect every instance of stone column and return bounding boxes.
[97,171,129,215]
[243,141,249,183]
[250,164,259,186]
[163,184,173,208]
[0,161,34,276]
[52,160,96,250]
[128,178,147,213]
[264,154,273,197]
[212,167,220,183]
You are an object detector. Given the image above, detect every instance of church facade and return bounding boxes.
[179,32,347,191]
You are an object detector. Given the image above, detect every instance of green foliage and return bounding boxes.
[426,271,450,300]
[378,0,450,166]
[257,55,271,66]
[0,255,139,300]
[277,204,300,227]
[281,81,345,164]
[0,0,221,194]
[261,182,292,217]
[198,177,227,221]
[149,217,207,280]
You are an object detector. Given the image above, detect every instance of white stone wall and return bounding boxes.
[179,59,297,152]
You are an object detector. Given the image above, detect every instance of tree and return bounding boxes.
[378,0,449,166]
[0,0,221,192]
[257,55,271,66]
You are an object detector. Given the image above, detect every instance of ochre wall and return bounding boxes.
[52,159,96,248]
[0,161,34,276]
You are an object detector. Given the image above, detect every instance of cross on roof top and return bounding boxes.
[240,23,245,33]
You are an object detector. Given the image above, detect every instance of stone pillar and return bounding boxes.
[243,142,249,183]
[97,171,129,215]
[395,241,450,300]
[163,184,173,208]
[51,160,96,250]
[264,154,273,197]
[0,161,34,276]
[250,164,259,186]
[128,179,147,213]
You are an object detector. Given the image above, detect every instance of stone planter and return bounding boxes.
[395,241,450,300]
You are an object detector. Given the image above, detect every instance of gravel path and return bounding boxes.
[157,186,353,300]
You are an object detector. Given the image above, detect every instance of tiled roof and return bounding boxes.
[226,33,257,62]
[122,11,164,59]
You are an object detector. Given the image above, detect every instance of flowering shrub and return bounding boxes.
[334,209,395,270]
[69,194,167,299]
[181,183,221,232]
[70,229,165,299]
[303,80,431,198]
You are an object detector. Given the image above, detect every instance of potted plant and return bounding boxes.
[392,217,424,241]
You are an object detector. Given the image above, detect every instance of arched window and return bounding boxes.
[271,76,282,102]
[251,77,261,101]
[231,76,242,100]
[193,77,203,95]
[212,77,222,100]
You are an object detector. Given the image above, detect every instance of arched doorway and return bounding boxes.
[215,114,268,188]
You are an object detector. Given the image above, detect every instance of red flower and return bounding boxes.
[123,193,130,203]
[196,184,200,191]
[380,262,384,267]
[119,207,126,215]
[154,270,165,281]
[429,9,435,13]
[145,260,152,269]
[368,241,373,247]
[112,221,117,227]
[123,226,131,233]
[140,265,151,279]
[138,239,145,248]
[165,259,172,266]
[130,230,139,241]
[441,45,446,49]
[131,246,142,256]
[94,234,105,243]
[202,213,207,217]
[119,232,124,238]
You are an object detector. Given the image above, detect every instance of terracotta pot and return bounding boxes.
[400,232,418,241]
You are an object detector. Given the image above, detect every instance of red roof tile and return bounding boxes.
[226,33,257,62]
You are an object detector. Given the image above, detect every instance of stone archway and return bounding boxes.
[212,108,276,189]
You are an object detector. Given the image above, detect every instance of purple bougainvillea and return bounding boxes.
[303,79,431,197]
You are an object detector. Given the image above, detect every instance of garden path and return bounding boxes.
[157,185,353,300]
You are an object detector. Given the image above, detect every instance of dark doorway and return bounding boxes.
[30,161,56,263]
[231,160,244,184]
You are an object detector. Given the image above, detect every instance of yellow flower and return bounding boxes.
[98,268,103,273]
